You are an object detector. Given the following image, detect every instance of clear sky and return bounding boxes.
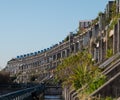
[0,0,110,69]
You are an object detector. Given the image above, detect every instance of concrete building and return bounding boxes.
[4,0,120,83]
[105,1,114,19]
[79,20,92,29]
[116,0,120,13]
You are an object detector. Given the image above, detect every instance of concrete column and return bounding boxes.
[118,20,120,52]
[106,31,108,54]
[117,22,119,53]
[113,24,118,54]
[99,38,103,62]
[74,43,76,53]
[113,29,115,54]
[116,23,119,53]
[69,44,72,53]
[66,49,70,57]
[75,42,79,53]
[80,39,84,50]
[63,50,66,58]
[61,51,63,58]
[65,49,67,57]
[102,37,107,61]
[77,41,80,51]
[96,48,98,63]
[97,48,100,63]
[94,48,96,61]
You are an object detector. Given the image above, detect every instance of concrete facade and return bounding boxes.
[4,0,120,85]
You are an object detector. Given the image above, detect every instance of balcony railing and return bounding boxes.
[0,84,45,100]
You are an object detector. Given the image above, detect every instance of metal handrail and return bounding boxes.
[0,84,45,100]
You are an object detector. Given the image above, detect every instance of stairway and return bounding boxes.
[90,54,120,98]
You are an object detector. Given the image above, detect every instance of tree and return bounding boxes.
[0,71,11,83]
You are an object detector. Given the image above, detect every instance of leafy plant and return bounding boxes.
[86,72,106,94]
[106,49,113,58]
[55,50,106,95]
[0,71,11,83]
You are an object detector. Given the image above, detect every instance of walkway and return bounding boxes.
[44,85,63,100]
[44,95,62,100]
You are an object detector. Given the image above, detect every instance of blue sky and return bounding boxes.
[0,0,110,69]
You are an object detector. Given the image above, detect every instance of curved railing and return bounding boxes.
[0,84,45,100]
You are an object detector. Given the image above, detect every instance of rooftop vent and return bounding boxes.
[30,53,33,56]
[20,55,24,58]
[27,54,30,57]
[38,51,41,53]
[47,48,49,51]
[17,56,20,59]
[41,50,43,53]
[24,54,27,57]
[34,52,37,55]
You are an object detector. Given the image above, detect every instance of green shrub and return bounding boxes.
[106,49,113,59]
[55,50,106,94]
